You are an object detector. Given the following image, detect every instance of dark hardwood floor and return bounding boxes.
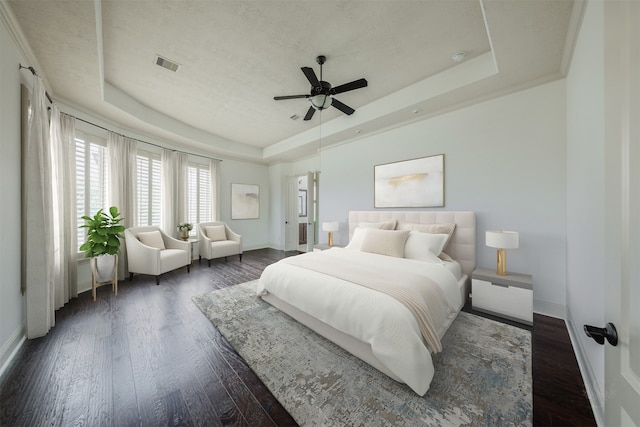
[0,249,596,426]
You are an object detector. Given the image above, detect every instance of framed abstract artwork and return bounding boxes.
[374,154,444,208]
[231,183,260,219]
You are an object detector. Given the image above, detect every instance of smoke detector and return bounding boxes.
[154,55,181,72]
[451,52,466,63]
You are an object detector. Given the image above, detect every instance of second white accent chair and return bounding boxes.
[124,226,191,285]
[198,222,243,266]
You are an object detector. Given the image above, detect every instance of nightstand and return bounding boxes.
[471,267,533,325]
[313,244,334,252]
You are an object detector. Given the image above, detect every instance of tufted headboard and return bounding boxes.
[348,211,476,278]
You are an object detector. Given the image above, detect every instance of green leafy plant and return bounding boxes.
[177,222,193,232]
[79,206,125,258]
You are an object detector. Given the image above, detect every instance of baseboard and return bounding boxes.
[0,323,26,380]
[533,299,566,319]
[565,307,605,427]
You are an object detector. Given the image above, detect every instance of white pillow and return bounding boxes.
[404,231,449,262]
[360,229,410,258]
[397,222,456,252]
[358,219,397,230]
[137,230,165,249]
[205,225,227,241]
[345,227,367,250]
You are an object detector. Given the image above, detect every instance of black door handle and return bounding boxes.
[584,323,618,346]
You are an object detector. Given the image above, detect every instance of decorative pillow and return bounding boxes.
[397,222,456,251]
[137,230,165,250]
[404,231,449,262]
[358,219,397,230]
[345,227,367,250]
[438,251,453,262]
[205,225,227,242]
[360,229,410,258]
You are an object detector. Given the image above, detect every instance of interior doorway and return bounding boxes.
[285,172,318,253]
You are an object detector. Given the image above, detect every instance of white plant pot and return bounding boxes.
[94,254,117,283]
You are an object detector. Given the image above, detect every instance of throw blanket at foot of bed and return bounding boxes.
[257,248,461,395]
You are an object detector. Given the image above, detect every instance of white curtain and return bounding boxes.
[49,106,78,309]
[24,77,55,338]
[210,158,221,221]
[175,152,188,225]
[107,132,137,279]
[161,149,175,236]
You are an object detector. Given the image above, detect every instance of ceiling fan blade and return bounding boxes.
[331,78,368,95]
[274,94,310,100]
[303,106,316,121]
[331,98,355,115]
[301,67,320,88]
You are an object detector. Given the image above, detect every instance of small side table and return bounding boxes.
[187,238,198,264]
[471,267,533,325]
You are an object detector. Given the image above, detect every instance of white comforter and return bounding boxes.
[256,248,461,395]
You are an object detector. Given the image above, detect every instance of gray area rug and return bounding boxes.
[193,281,532,426]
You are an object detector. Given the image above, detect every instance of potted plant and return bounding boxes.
[177,222,193,241]
[80,206,125,284]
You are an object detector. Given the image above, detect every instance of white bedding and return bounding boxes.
[257,247,461,395]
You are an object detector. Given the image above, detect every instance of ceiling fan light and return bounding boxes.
[311,94,332,110]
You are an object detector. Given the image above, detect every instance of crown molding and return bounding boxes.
[0,0,51,89]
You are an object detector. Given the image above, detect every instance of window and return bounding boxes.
[186,163,211,224]
[136,151,162,227]
[75,133,108,250]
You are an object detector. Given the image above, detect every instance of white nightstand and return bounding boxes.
[313,244,335,252]
[471,267,533,325]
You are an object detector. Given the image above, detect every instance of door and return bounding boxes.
[284,176,298,252]
[604,1,640,425]
[306,171,316,253]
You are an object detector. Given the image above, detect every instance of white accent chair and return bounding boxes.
[124,226,191,285]
[198,221,243,266]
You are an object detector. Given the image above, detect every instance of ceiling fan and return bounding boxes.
[274,55,368,121]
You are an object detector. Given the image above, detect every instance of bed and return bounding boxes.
[257,211,475,395]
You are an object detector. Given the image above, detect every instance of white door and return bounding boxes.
[306,171,316,252]
[284,176,298,252]
[604,1,640,425]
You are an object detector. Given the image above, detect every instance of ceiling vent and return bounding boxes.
[154,55,181,72]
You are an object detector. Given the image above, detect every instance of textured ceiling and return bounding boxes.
[7,0,577,163]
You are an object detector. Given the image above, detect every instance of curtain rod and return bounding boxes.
[65,113,222,162]
[19,63,53,104]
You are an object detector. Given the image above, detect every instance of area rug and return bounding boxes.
[192,281,532,426]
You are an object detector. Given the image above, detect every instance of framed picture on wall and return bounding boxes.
[374,154,444,208]
[231,183,260,219]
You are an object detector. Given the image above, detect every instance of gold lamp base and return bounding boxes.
[328,231,334,247]
[496,248,507,275]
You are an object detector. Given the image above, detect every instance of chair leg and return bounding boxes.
[239,253,242,262]
[156,275,160,285]
[199,255,201,263]
[187,264,190,273]
[208,259,211,267]
[224,256,228,262]
[129,272,134,281]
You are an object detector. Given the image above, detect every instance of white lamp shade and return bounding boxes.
[311,94,332,110]
[486,230,519,249]
[322,221,339,232]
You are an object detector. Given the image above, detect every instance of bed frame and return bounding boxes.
[262,210,476,384]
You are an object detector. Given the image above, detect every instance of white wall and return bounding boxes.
[566,0,606,418]
[0,14,28,374]
[279,80,568,315]
[218,158,270,250]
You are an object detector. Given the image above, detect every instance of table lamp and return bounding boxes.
[322,221,339,247]
[485,230,519,276]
